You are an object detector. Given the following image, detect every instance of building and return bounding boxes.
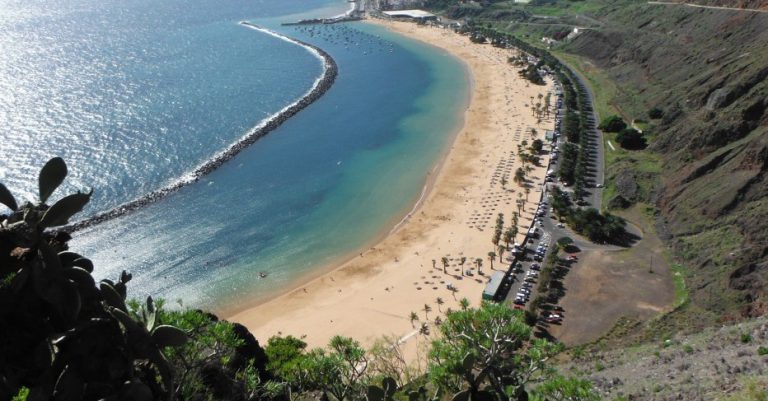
[482,271,506,301]
[381,9,438,22]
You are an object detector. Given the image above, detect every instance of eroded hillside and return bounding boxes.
[560,2,768,326]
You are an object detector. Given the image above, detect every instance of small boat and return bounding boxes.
[258,272,268,278]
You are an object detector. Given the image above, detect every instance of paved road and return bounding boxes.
[563,65,606,210]
[648,1,768,13]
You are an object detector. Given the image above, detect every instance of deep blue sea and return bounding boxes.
[0,0,468,311]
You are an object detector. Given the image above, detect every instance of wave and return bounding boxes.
[64,22,338,233]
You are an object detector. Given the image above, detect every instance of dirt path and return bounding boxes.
[648,1,768,13]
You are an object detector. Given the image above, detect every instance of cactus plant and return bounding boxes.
[0,158,187,401]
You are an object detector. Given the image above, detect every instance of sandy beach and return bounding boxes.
[229,19,557,353]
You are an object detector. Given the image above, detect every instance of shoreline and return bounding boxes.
[219,58,473,317]
[64,22,338,233]
[229,18,557,352]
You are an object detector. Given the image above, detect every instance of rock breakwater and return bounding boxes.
[65,22,338,233]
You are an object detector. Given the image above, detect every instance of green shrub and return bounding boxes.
[595,362,605,372]
[741,333,752,343]
[10,387,28,401]
[616,128,647,150]
[648,107,664,119]
[757,346,768,356]
[598,115,627,132]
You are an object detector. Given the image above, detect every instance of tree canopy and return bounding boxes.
[598,115,627,132]
[615,128,647,150]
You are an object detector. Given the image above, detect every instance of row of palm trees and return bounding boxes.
[431,255,486,277]
[409,297,471,329]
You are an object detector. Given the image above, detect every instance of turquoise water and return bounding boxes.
[0,0,468,311]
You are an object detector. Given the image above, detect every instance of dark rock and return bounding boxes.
[229,322,269,380]
[608,195,632,210]
[201,362,242,401]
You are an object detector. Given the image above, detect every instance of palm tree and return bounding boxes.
[503,229,512,247]
[423,304,432,321]
[409,311,419,328]
[441,256,449,274]
[436,297,444,312]
[500,176,508,188]
[514,167,525,185]
[525,187,530,202]
[488,251,496,270]
[460,256,467,269]
[459,298,470,311]
[432,259,436,270]
[497,245,505,262]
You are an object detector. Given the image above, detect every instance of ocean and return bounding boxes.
[0,0,469,311]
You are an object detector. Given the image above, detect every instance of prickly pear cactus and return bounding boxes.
[0,158,187,401]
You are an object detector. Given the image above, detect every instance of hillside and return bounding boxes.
[664,0,768,10]
[560,315,768,400]
[417,0,767,334]
[559,1,768,327]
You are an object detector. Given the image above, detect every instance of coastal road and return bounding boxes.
[564,65,606,210]
[647,1,768,13]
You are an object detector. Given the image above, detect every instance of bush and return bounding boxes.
[616,128,647,150]
[566,208,627,244]
[741,333,752,343]
[531,139,544,154]
[758,346,768,356]
[598,115,627,132]
[648,107,663,119]
[594,362,605,372]
[520,64,545,85]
